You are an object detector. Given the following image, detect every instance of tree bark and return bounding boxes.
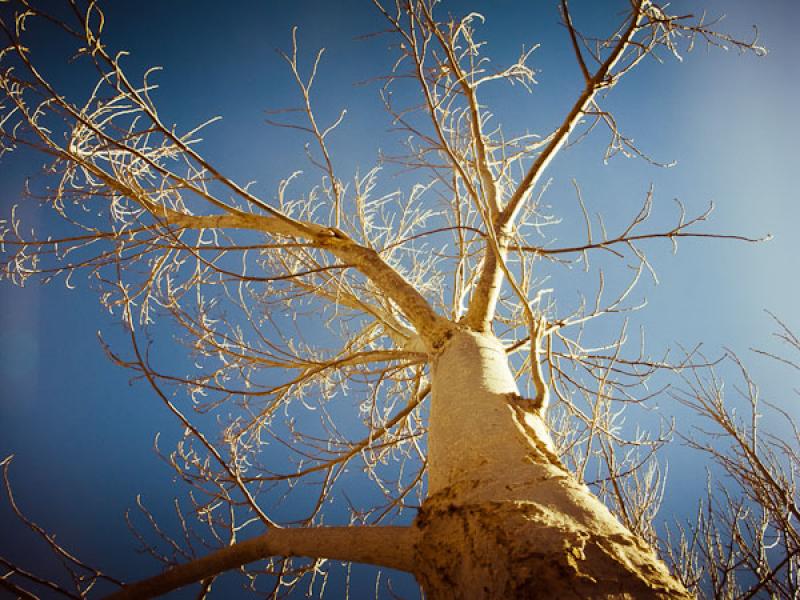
[417,330,691,599]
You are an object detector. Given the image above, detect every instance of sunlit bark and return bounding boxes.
[0,0,777,598]
[106,527,417,600]
[418,330,690,598]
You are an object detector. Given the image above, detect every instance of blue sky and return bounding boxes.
[0,1,798,597]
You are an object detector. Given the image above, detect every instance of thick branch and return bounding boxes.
[463,1,646,331]
[105,526,417,600]
[0,14,451,350]
[121,199,451,348]
[503,1,645,225]
[126,202,450,347]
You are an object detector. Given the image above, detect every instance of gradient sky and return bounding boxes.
[0,1,798,597]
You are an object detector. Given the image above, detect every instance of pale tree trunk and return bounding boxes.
[106,329,693,599]
[416,329,691,599]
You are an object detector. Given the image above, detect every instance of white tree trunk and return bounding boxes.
[417,330,691,599]
[105,330,694,599]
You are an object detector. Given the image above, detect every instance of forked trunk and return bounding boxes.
[416,330,690,599]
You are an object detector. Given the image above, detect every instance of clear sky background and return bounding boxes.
[0,1,798,597]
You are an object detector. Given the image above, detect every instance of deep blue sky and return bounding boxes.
[0,1,798,597]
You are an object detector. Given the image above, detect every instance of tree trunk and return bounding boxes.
[416,330,691,599]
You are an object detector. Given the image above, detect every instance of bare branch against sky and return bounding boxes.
[0,1,796,598]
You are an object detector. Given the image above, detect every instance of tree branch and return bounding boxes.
[463,0,646,331]
[561,0,591,83]
[0,11,452,350]
[105,526,418,600]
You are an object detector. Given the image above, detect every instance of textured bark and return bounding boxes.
[417,330,691,599]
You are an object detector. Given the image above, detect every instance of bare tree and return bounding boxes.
[0,1,784,598]
[663,313,800,599]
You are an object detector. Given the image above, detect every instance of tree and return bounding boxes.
[0,0,793,598]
